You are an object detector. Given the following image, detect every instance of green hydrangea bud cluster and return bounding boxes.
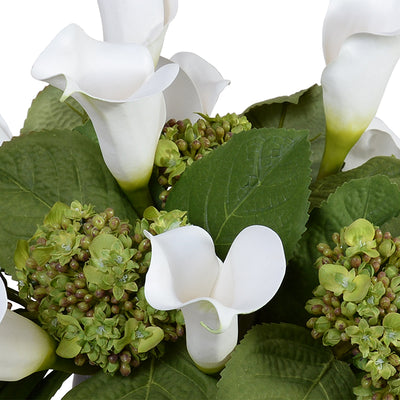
[15,201,187,376]
[305,218,400,399]
[155,113,252,207]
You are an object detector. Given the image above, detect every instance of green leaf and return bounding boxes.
[0,130,137,279]
[298,175,400,273]
[243,85,325,181]
[63,341,217,400]
[310,156,400,210]
[217,324,356,400]
[259,175,400,326]
[29,371,71,400]
[166,128,311,260]
[21,86,86,134]
[74,120,99,145]
[0,371,47,400]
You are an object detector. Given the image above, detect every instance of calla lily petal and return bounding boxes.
[0,310,56,381]
[145,225,286,370]
[159,53,229,122]
[144,226,221,309]
[0,279,56,381]
[32,24,179,197]
[323,0,400,64]
[344,118,400,170]
[0,279,7,323]
[212,225,286,311]
[319,31,400,178]
[182,302,237,372]
[0,114,12,146]
[97,0,178,64]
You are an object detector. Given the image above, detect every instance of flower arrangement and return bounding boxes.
[0,1,400,399]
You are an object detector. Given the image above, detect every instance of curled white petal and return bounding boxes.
[144,226,221,310]
[0,114,12,146]
[0,279,7,323]
[145,225,286,369]
[32,24,179,189]
[323,0,400,64]
[97,0,178,64]
[212,225,286,312]
[0,310,55,381]
[182,302,237,371]
[322,31,400,140]
[344,118,400,170]
[159,53,229,122]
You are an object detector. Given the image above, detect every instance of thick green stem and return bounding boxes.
[123,185,154,217]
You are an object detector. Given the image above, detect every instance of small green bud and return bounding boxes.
[322,328,341,346]
[314,316,331,333]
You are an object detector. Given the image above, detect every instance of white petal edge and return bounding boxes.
[31,24,155,102]
[170,52,230,116]
[70,92,166,185]
[0,310,55,381]
[343,118,400,171]
[323,0,400,64]
[158,57,203,122]
[98,0,165,45]
[0,114,12,145]
[0,279,7,323]
[322,31,400,138]
[144,226,221,310]
[212,225,286,312]
[182,301,237,370]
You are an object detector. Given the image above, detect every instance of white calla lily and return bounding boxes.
[0,114,12,146]
[158,53,230,122]
[344,118,400,171]
[32,24,179,210]
[319,0,400,178]
[0,279,56,381]
[144,225,286,371]
[97,0,178,65]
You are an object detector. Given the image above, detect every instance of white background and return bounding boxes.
[0,1,399,398]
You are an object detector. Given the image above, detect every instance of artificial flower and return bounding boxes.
[158,53,229,122]
[343,118,400,170]
[96,1,228,122]
[0,279,56,381]
[31,24,179,209]
[318,0,400,178]
[97,0,178,65]
[0,114,12,146]
[144,225,286,371]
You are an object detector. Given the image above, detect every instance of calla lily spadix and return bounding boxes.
[0,279,56,381]
[0,114,12,146]
[158,53,230,122]
[97,0,178,65]
[31,24,179,213]
[144,225,286,371]
[318,0,400,179]
[344,118,400,171]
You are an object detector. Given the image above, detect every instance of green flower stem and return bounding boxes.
[317,127,363,179]
[121,185,154,217]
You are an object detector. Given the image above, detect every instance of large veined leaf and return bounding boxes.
[0,130,137,278]
[166,128,311,260]
[217,324,356,400]
[63,341,217,400]
[258,175,400,326]
[21,85,87,135]
[310,156,400,210]
[243,85,325,181]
